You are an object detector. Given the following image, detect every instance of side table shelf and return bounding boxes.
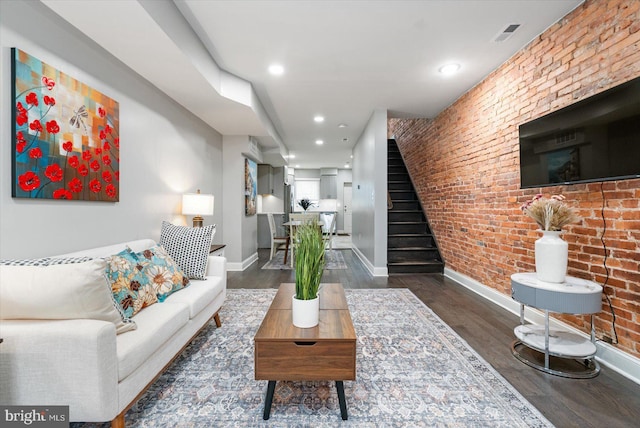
[510,272,602,379]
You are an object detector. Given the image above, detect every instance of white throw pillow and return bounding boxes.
[0,258,136,334]
[159,221,215,280]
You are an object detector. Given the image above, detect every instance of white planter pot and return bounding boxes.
[292,295,319,328]
[535,230,568,283]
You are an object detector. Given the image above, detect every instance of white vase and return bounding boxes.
[535,230,568,283]
[292,295,319,328]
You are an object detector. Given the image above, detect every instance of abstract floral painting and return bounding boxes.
[245,158,257,216]
[11,48,120,201]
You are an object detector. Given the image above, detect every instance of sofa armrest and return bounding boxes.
[206,255,227,283]
[0,319,119,422]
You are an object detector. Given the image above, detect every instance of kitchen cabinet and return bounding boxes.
[258,164,274,195]
[320,175,337,199]
[258,165,285,198]
[272,167,284,199]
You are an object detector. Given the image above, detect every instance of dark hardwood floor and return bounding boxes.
[228,248,640,428]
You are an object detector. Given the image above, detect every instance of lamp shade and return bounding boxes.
[182,191,214,216]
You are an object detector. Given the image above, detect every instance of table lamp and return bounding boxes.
[182,189,214,227]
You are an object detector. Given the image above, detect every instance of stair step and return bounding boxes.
[389,210,424,222]
[388,181,413,191]
[388,165,407,174]
[387,173,410,181]
[388,260,444,274]
[388,247,440,263]
[388,221,429,234]
[388,190,416,200]
[389,200,421,211]
[388,234,435,248]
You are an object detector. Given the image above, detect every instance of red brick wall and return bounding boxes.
[389,0,640,358]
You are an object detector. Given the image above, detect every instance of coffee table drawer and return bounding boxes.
[255,340,356,381]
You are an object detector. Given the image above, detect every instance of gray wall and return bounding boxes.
[221,136,258,270]
[352,109,388,275]
[0,1,223,258]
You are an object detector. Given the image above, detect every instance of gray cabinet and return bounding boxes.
[258,165,285,197]
[272,167,284,199]
[320,175,337,199]
[258,164,274,194]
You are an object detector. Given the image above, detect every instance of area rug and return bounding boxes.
[261,249,347,270]
[330,234,352,249]
[72,289,553,427]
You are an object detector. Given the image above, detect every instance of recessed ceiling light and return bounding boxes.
[338,123,348,128]
[315,139,324,145]
[289,154,295,159]
[314,116,324,123]
[268,64,284,75]
[350,155,353,159]
[344,163,350,168]
[295,164,300,168]
[439,63,460,76]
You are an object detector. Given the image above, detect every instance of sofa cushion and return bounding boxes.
[122,244,190,301]
[164,276,224,318]
[116,302,190,381]
[0,259,136,334]
[0,256,92,267]
[159,221,215,280]
[0,258,51,266]
[105,252,158,319]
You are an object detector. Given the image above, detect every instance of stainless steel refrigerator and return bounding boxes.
[283,184,294,223]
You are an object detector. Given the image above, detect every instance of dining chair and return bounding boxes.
[322,214,337,250]
[267,213,289,262]
[289,214,323,267]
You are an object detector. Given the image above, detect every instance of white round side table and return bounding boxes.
[510,272,603,379]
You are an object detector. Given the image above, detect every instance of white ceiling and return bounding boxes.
[42,0,584,169]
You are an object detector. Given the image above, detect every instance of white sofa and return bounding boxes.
[0,239,226,427]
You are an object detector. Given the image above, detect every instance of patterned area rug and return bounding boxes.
[72,289,552,427]
[261,249,347,270]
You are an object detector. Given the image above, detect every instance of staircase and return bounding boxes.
[387,139,444,274]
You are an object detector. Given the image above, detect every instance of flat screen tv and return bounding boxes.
[519,76,640,188]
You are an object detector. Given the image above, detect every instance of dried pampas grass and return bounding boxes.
[520,194,580,231]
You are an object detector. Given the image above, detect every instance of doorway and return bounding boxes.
[343,183,352,234]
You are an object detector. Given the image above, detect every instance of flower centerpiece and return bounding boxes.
[297,198,315,212]
[520,194,580,283]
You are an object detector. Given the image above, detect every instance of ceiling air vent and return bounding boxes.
[494,24,521,42]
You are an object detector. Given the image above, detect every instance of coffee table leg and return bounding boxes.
[336,381,348,420]
[263,380,276,420]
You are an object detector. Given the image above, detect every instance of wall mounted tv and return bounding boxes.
[519,76,640,188]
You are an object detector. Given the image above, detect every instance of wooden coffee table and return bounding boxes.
[254,283,356,420]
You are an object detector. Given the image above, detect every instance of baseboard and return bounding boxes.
[444,267,640,386]
[227,252,259,271]
[352,246,388,277]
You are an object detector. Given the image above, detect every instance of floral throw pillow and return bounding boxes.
[105,251,158,319]
[123,245,190,302]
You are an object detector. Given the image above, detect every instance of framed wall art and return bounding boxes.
[11,48,120,201]
[245,158,257,216]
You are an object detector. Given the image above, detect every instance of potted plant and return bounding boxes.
[292,219,326,328]
[297,198,315,212]
[520,194,580,283]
